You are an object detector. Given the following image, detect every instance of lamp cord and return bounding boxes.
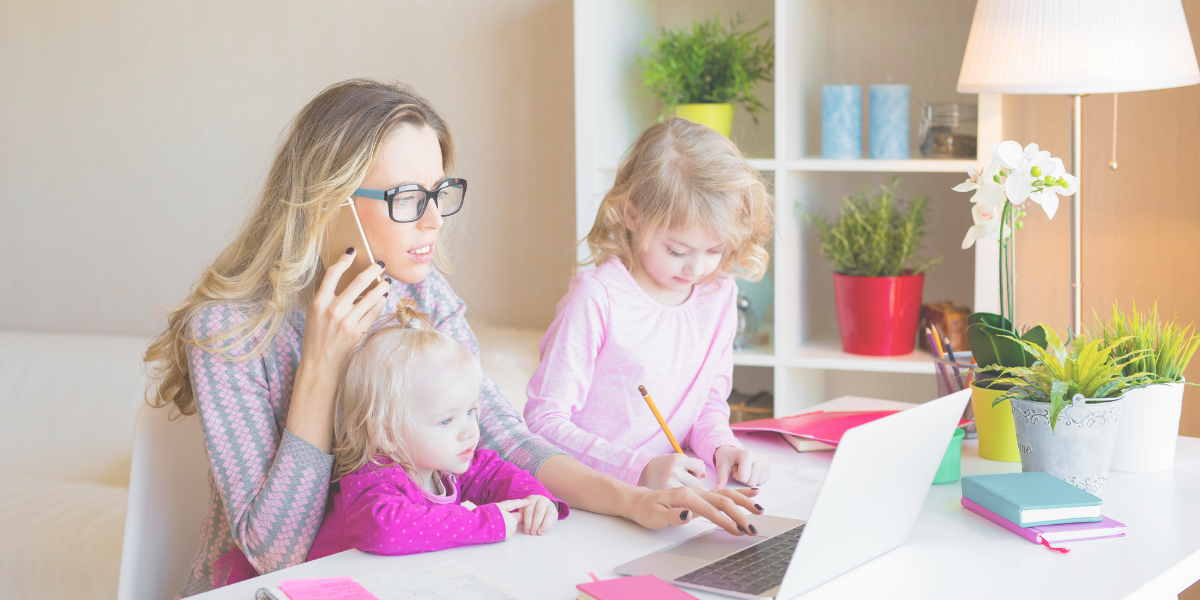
[1110,94,1119,171]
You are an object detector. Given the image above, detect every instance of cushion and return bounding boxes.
[0,477,127,600]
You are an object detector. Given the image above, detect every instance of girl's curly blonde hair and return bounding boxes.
[583,117,774,282]
[331,300,481,482]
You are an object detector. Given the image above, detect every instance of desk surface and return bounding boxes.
[197,402,1200,600]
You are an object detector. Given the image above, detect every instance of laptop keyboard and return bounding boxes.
[676,524,805,596]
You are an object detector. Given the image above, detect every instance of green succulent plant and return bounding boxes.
[638,14,774,120]
[988,327,1157,431]
[1087,301,1200,384]
[803,179,941,277]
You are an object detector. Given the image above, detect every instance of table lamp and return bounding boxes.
[956,0,1200,333]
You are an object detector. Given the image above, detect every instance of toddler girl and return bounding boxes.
[305,301,568,560]
[524,118,774,491]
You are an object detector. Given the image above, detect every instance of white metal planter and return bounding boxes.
[1010,395,1124,496]
[1110,380,1185,473]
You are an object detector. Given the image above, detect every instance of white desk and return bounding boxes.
[196,405,1200,600]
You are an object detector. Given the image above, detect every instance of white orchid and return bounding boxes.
[995,141,1055,206]
[961,190,1009,249]
[1025,157,1079,219]
[952,160,1001,203]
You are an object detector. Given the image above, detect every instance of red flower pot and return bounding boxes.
[832,272,925,356]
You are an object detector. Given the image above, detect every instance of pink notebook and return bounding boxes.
[577,575,697,600]
[962,497,1126,544]
[731,410,974,446]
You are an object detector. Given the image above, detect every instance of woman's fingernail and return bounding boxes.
[383,292,389,298]
[748,524,758,535]
[680,510,689,520]
[737,525,747,534]
[376,260,385,268]
[345,247,354,254]
[385,277,392,284]
[754,504,764,511]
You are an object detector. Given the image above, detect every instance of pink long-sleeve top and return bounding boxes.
[523,258,742,485]
[306,448,568,559]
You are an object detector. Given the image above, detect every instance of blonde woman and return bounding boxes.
[524,118,775,495]
[145,80,762,597]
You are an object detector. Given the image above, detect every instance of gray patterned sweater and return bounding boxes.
[176,270,564,597]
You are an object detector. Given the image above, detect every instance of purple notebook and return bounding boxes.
[962,497,1126,544]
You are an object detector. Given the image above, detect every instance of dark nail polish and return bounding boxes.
[385,277,392,284]
[376,260,385,268]
[679,510,689,521]
[737,525,747,534]
[754,504,764,511]
[383,292,389,298]
[345,247,354,254]
[748,524,758,535]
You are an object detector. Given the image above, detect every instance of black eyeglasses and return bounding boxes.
[353,178,468,223]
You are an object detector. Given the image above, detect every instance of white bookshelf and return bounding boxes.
[574,0,1002,416]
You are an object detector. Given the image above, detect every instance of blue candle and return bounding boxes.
[869,84,910,159]
[822,85,862,159]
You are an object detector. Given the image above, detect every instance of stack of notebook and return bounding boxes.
[961,472,1126,549]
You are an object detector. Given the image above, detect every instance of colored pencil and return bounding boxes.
[927,327,954,393]
[935,324,966,390]
[638,385,685,454]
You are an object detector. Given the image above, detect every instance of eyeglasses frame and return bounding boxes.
[353,178,468,223]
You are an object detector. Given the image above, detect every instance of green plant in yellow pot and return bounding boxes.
[639,15,773,138]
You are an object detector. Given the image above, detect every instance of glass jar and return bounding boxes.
[918,103,978,158]
[733,296,755,349]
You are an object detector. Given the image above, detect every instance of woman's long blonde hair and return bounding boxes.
[332,300,480,482]
[584,117,774,282]
[145,79,456,417]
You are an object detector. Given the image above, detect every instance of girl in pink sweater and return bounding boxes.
[306,301,568,559]
[525,118,775,491]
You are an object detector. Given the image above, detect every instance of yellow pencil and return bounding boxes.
[638,385,684,454]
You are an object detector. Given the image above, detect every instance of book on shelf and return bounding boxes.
[961,472,1103,527]
[962,497,1126,544]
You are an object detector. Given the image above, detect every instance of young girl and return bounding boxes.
[306,301,568,559]
[524,118,774,491]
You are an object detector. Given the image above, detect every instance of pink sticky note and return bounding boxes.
[279,576,377,600]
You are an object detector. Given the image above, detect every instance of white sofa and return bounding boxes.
[0,322,543,600]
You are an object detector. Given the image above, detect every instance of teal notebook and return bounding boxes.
[961,472,1103,527]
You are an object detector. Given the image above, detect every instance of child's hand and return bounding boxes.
[639,453,708,490]
[518,495,559,535]
[714,446,771,489]
[494,498,533,539]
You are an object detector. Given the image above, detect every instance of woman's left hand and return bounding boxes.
[714,446,771,489]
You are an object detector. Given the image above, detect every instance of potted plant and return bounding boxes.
[639,14,774,138]
[806,179,939,356]
[1090,301,1199,472]
[990,328,1157,496]
[954,141,1077,462]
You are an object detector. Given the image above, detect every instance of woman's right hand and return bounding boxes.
[638,453,708,489]
[287,248,390,452]
[628,486,765,536]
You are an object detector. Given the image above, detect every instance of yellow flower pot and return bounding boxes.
[674,103,734,138]
[970,381,1021,462]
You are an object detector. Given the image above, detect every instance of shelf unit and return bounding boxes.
[575,0,1002,416]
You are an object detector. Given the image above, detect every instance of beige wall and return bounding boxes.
[1003,0,1200,437]
[0,0,575,335]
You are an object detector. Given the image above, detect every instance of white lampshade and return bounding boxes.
[958,0,1200,94]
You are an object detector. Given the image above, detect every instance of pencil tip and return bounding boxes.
[638,385,648,396]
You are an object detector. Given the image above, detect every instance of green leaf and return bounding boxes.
[968,323,1037,370]
[1047,380,1069,432]
[1020,325,1049,350]
[968,312,1013,331]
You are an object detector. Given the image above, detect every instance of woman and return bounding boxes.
[144,79,762,597]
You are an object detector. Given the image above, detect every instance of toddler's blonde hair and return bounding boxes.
[584,117,774,282]
[332,300,481,482]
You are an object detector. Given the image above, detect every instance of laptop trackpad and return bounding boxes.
[662,528,763,561]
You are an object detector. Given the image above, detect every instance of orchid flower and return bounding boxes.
[961,189,1009,249]
[1025,157,1079,219]
[995,141,1055,206]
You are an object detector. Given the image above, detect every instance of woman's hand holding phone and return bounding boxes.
[287,248,390,452]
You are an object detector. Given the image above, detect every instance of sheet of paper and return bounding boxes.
[279,576,378,600]
[748,464,826,510]
[361,561,531,600]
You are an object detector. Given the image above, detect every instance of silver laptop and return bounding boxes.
[615,390,970,599]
